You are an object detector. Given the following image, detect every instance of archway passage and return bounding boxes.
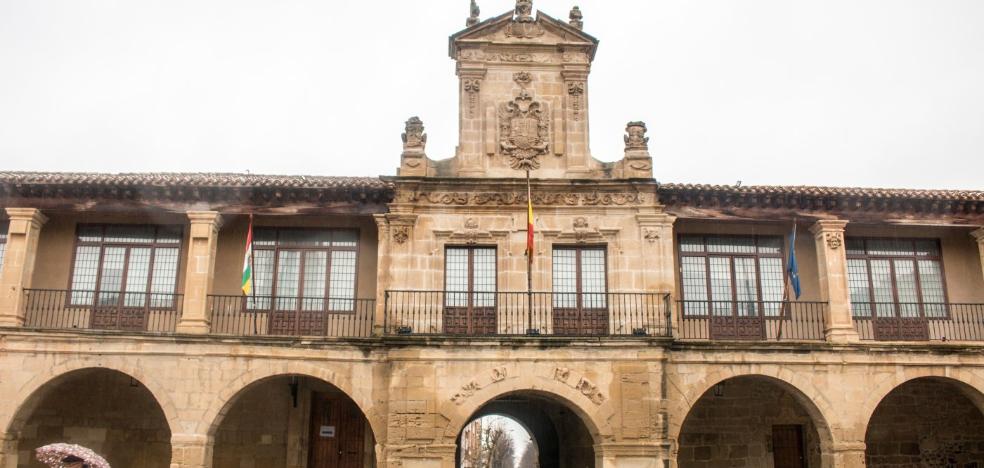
[456,392,595,468]
[212,375,375,468]
[11,368,172,468]
[678,376,828,468]
[865,377,984,467]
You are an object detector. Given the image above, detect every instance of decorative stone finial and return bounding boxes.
[466,0,480,27]
[402,116,427,150]
[515,0,534,23]
[569,6,583,29]
[624,121,649,150]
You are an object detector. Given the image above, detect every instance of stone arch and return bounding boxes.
[440,373,615,445]
[3,359,180,437]
[199,360,383,443]
[859,366,984,434]
[668,368,837,454]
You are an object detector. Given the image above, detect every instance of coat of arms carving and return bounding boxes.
[499,90,550,171]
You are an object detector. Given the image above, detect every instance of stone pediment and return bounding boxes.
[450,10,598,59]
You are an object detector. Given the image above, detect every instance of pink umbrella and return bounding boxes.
[35,443,110,468]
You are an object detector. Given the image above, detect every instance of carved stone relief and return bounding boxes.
[463,79,481,119]
[826,232,843,250]
[499,90,550,171]
[573,217,589,229]
[392,226,410,245]
[567,81,585,121]
[624,121,649,150]
[457,50,590,65]
[575,377,606,405]
[400,191,646,206]
[402,116,427,150]
[644,228,660,243]
[513,71,532,87]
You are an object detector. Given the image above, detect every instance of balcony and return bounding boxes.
[852,302,984,342]
[678,300,828,341]
[23,289,182,333]
[383,290,671,337]
[207,295,375,338]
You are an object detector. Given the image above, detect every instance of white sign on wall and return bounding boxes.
[319,425,336,438]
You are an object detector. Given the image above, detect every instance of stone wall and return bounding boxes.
[865,378,984,467]
[677,376,822,468]
[16,369,171,468]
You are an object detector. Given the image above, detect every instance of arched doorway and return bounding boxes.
[865,377,984,466]
[458,415,538,468]
[211,374,376,468]
[8,368,172,468]
[456,392,595,468]
[678,375,831,468]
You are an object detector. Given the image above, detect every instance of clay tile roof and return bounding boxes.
[0,172,392,191]
[659,183,984,202]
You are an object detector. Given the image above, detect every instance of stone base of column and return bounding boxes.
[170,434,214,468]
[830,442,866,468]
[175,319,211,335]
[825,325,860,343]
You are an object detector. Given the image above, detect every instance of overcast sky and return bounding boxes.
[1,0,982,189]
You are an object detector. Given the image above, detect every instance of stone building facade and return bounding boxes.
[1,2,984,468]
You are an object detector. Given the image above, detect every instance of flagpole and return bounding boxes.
[777,219,797,341]
[526,170,534,335]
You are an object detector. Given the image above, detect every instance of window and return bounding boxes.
[552,246,607,309]
[846,238,947,318]
[444,246,496,308]
[0,221,8,273]
[248,228,359,312]
[678,235,785,316]
[68,225,183,308]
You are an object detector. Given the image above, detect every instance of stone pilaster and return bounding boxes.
[0,432,18,468]
[810,220,860,343]
[176,211,222,334]
[170,434,214,468]
[456,65,487,177]
[972,228,984,284]
[0,208,47,327]
[562,68,590,176]
[373,214,392,336]
[596,442,669,468]
[637,213,677,335]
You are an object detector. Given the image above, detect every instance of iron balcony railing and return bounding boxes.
[207,295,375,338]
[678,300,828,341]
[852,302,984,342]
[384,290,672,337]
[23,289,182,333]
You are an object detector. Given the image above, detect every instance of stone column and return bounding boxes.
[0,208,48,327]
[972,228,984,283]
[637,213,677,336]
[829,441,866,468]
[810,220,860,343]
[0,431,19,468]
[176,211,222,334]
[170,434,214,468]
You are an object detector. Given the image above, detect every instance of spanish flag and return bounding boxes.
[241,215,254,295]
[526,179,534,263]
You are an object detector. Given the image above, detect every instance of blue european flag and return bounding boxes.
[787,225,802,300]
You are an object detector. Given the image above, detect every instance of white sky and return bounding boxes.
[1,0,982,190]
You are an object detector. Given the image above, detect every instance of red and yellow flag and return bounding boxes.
[526,178,534,262]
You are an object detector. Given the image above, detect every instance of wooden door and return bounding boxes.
[772,425,806,468]
[443,247,497,335]
[308,393,367,468]
[551,247,609,336]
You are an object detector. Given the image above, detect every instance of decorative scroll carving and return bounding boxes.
[499,90,550,171]
[458,50,590,65]
[575,378,606,405]
[624,121,649,150]
[513,72,532,87]
[491,367,507,382]
[402,116,427,150]
[825,232,843,250]
[463,79,481,118]
[450,379,483,405]
[567,81,585,121]
[466,0,480,27]
[569,6,583,29]
[553,367,571,383]
[401,191,646,206]
[392,226,410,245]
